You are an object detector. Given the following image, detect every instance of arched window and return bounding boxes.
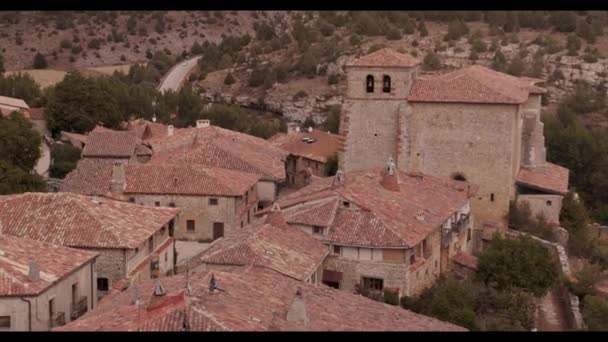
[366,75,374,93]
[382,75,391,93]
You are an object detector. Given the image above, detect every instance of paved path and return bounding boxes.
[157,55,202,94]
[175,240,210,267]
[536,287,569,331]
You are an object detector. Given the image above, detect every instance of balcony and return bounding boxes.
[452,213,470,233]
[50,312,66,328]
[71,297,88,320]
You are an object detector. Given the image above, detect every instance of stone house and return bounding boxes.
[81,126,153,163]
[339,48,570,243]
[0,234,98,331]
[133,119,289,207]
[268,126,343,188]
[193,205,328,284]
[54,267,466,331]
[0,193,180,299]
[270,160,476,298]
[62,160,260,242]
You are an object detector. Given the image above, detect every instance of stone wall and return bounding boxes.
[86,248,125,293]
[517,194,563,224]
[405,102,520,228]
[257,180,278,205]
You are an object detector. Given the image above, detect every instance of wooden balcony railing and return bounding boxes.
[71,296,88,320]
[50,312,66,328]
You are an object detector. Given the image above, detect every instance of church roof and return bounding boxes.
[346,48,421,68]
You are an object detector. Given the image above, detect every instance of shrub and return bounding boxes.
[349,34,362,46]
[88,38,101,50]
[32,53,47,69]
[566,34,582,56]
[328,74,339,85]
[423,50,441,70]
[224,72,236,85]
[293,90,308,101]
[248,68,266,87]
[60,39,72,49]
[385,27,402,40]
[583,296,608,330]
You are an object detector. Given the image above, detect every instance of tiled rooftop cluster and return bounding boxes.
[269,129,344,163]
[55,267,466,331]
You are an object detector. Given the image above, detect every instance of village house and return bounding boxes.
[62,161,260,242]
[0,193,180,298]
[267,159,476,298]
[81,126,153,163]
[0,234,98,331]
[0,96,51,178]
[339,48,570,244]
[53,267,466,331]
[269,126,343,188]
[193,204,328,284]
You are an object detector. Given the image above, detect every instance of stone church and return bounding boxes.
[339,48,569,244]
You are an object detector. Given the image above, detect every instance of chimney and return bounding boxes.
[196,119,210,129]
[415,211,425,222]
[265,202,288,227]
[153,278,166,297]
[286,287,309,324]
[380,156,400,192]
[110,162,126,194]
[167,125,174,136]
[295,126,301,133]
[28,260,40,282]
[332,170,346,188]
[307,127,313,133]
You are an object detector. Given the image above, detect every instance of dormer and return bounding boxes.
[345,48,420,100]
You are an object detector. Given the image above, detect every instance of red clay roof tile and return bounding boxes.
[516,162,570,195]
[347,48,421,68]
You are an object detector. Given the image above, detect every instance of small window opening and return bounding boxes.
[546,200,552,206]
[382,75,391,93]
[490,193,495,202]
[366,75,374,93]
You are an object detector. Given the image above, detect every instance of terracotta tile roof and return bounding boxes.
[0,192,179,249]
[279,169,474,248]
[0,235,98,297]
[61,158,116,196]
[82,127,138,158]
[126,119,168,140]
[268,129,343,163]
[125,164,260,196]
[148,126,287,181]
[62,159,259,197]
[56,267,466,331]
[128,237,174,277]
[516,162,569,195]
[283,197,339,227]
[408,65,546,104]
[0,95,29,109]
[347,48,421,68]
[451,251,479,271]
[200,212,328,281]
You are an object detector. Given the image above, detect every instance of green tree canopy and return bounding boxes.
[0,73,43,105]
[0,112,42,171]
[476,234,558,297]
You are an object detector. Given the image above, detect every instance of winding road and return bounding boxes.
[157,55,202,94]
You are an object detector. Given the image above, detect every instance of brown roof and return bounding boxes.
[62,159,259,197]
[200,212,328,281]
[269,129,343,163]
[408,65,546,104]
[125,164,259,196]
[347,48,421,68]
[0,235,98,297]
[126,119,168,140]
[516,162,569,195]
[27,107,45,120]
[55,267,466,331]
[0,192,179,249]
[148,125,288,181]
[82,127,138,158]
[278,169,473,248]
[451,251,479,271]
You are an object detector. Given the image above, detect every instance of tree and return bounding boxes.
[49,143,81,179]
[418,20,428,37]
[175,85,204,128]
[33,53,47,69]
[0,53,4,73]
[0,112,42,171]
[423,50,441,70]
[550,11,578,32]
[302,116,316,129]
[324,154,338,176]
[0,160,46,195]
[506,56,525,76]
[476,234,558,297]
[566,34,582,56]
[583,296,608,331]
[445,19,469,41]
[322,105,340,133]
[127,15,137,35]
[577,18,596,44]
[492,49,507,72]
[0,73,43,105]
[224,72,236,86]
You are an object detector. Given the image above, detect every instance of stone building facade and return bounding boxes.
[0,235,98,331]
[339,48,570,242]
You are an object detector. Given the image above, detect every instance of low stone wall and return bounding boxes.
[506,229,585,330]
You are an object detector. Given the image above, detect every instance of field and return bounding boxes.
[3,69,67,89]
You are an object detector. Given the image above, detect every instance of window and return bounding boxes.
[343,201,350,208]
[72,283,78,305]
[155,201,160,207]
[313,226,322,234]
[169,202,176,207]
[0,316,9,329]
[410,254,416,265]
[187,220,195,232]
[333,245,341,255]
[490,193,495,202]
[209,198,218,206]
[467,229,472,242]
[148,236,154,253]
[129,197,135,203]
[382,75,391,93]
[97,278,109,291]
[160,226,166,235]
[366,75,374,93]
[546,200,552,206]
[165,253,168,262]
[213,222,225,240]
[168,220,175,237]
[452,173,467,181]
[241,221,244,228]
[361,277,383,291]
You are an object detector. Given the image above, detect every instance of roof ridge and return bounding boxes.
[67,194,123,247]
